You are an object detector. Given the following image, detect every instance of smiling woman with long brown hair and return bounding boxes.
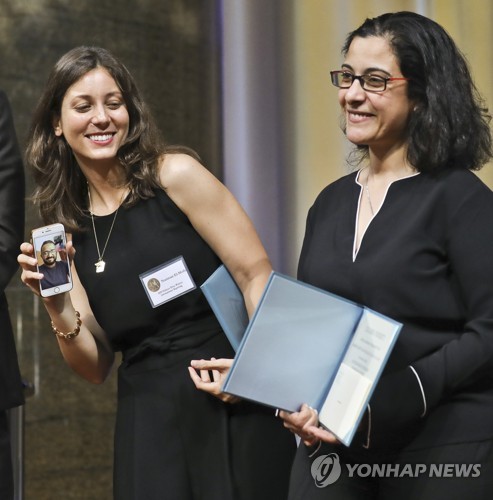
[18,46,295,500]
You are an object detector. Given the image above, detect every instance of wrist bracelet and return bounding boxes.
[51,311,81,340]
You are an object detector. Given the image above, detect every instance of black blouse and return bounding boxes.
[298,167,493,451]
[73,189,223,357]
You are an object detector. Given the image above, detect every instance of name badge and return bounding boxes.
[140,256,196,308]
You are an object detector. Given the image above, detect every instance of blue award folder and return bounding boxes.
[217,270,402,446]
[201,265,249,351]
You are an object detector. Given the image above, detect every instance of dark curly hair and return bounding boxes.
[342,11,492,172]
[26,46,192,232]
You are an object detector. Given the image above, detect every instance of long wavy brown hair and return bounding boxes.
[26,46,190,233]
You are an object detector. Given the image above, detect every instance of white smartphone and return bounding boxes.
[31,223,73,297]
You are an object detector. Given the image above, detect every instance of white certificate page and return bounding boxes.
[319,310,400,445]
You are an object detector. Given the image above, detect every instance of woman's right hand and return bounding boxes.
[18,241,44,296]
[17,240,76,298]
[279,404,339,446]
[279,404,321,446]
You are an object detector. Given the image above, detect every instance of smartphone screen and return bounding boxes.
[31,223,73,297]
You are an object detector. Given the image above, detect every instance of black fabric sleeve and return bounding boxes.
[0,90,25,292]
[368,176,493,443]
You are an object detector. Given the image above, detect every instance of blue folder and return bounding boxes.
[202,266,402,446]
[200,265,249,351]
[224,271,401,446]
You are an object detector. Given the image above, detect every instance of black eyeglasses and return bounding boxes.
[330,70,409,93]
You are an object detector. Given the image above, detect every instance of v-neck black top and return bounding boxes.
[298,167,493,451]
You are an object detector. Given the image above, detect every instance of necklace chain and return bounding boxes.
[87,185,125,273]
[364,167,418,217]
[365,171,375,216]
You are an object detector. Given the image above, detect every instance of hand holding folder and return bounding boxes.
[201,265,402,446]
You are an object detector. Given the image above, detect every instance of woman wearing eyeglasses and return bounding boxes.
[191,10,493,500]
[280,11,493,500]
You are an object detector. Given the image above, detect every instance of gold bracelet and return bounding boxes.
[51,311,82,340]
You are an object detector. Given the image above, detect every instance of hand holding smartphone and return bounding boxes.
[31,223,73,297]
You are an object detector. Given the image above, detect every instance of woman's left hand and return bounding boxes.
[188,357,239,403]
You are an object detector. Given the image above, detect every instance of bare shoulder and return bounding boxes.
[158,153,210,188]
[157,152,224,212]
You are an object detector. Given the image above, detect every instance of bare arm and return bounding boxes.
[18,240,115,384]
[160,153,272,316]
[159,154,271,400]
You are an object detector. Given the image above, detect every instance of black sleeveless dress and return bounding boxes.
[73,189,295,500]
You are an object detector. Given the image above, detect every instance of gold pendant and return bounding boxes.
[95,260,106,273]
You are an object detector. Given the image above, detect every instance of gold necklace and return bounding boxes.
[87,185,125,273]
